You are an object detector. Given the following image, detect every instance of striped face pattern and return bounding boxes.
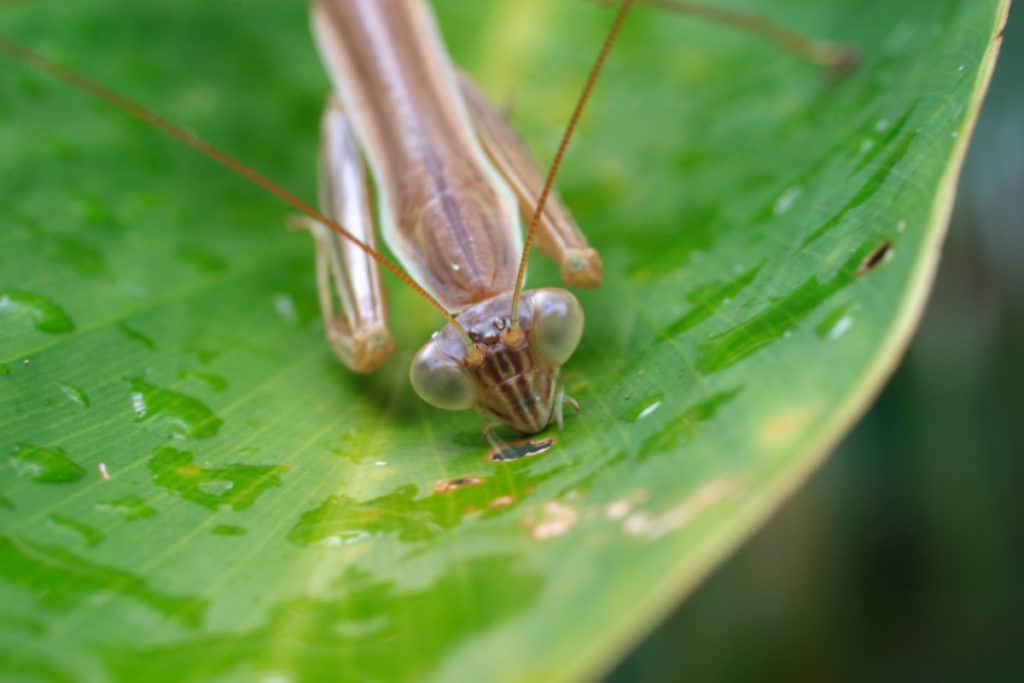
[410,289,582,435]
[468,330,560,435]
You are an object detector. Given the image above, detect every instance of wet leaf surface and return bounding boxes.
[0,0,1007,680]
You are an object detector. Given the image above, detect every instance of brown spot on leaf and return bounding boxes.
[524,501,579,541]
[623,479,742,540]
[177,464,201,478]
[759,405,819,447]
[857,240,894,275]
[487,437,555,463]
[604,489,649,520]
[434,476,483,494]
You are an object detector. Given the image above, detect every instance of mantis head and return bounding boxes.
[409,289,584,435]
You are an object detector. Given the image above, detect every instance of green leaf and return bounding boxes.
[0,0,1007,680]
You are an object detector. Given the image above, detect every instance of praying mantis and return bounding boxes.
[0,0,856,437]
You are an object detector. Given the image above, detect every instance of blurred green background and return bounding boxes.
[610,6,1022,682]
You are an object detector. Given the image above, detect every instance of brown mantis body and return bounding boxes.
[304,0,607,434]
[0,0,856,436]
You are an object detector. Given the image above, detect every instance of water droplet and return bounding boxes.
[374,460,388,467]
[636,401,662,420]
[197,479,234,496]
[95,494,157,520]
[772,186,802,216]
[896,219,908,233]
[117,323,157,351]
[697,243,878,373]
[148,446,286,511]
[828,315,853,340]
[97,462,110,480]
[289,487,449,545]
[128,378,223,440]
[47,514,105,546]
[7,443,86,483]
[640,389,743,458]
[273,293,299,326]
[816,303,857,340]
[627,393,664,422]
[329,530,372,546]
[58,383,90,408]
[657,262,764,340]
[875,117,891,132]
[0,290,75,334]
[211,524,246,536]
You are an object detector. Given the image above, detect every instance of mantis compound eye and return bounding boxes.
[410,342,477,411]
[529,288,584,367]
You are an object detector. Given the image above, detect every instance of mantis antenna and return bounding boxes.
[506,0,859,338]
[602,0,859,76]
[508,0,635,334]
[0,35,477,346]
